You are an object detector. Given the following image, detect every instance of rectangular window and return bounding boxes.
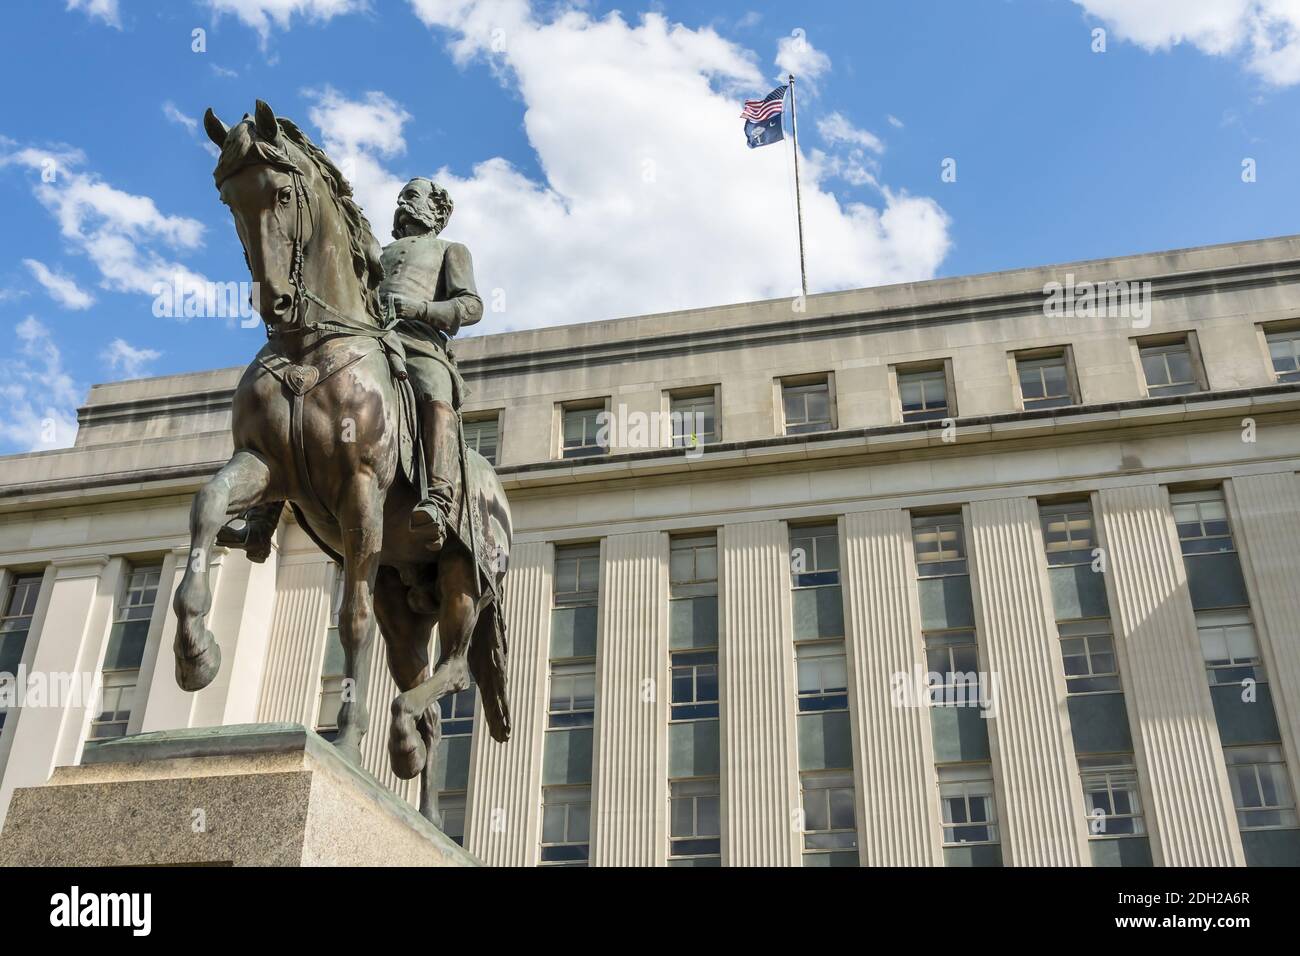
[800,770,857,854]
[789,523,840,587]
[553,543,600,606]
[1079,755,1146,837]
[1266,327,1300,383]
[1139,339,1199,396]
[669,389,718,449]
[1170,489,1234,555]
[1016,351,1074,410]
[669,778,721,861]
[463,413,500,465]
[911,513,967,577]
[1224,745,1299,830]
[0,574,42,678]
[1058,619,1122,694]
[439,685,477,736]
[898,366,950,422]
[924,630,981,706]
[938,765,999,845]
[316,570,346,738]
[540,785,591,865]
[1197,609,1263,686]
[1039,503,1097,566]
[89,564,161,742]
[548,661,595,728]
[781,377,833,434]
[669,534,717,599]
[561,402,608,459]
[796,641,848,713]
[670,650,718,720]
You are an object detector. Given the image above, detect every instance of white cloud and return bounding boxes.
[887,114,904,129]
[66,0,121,28]
[164,101,221,157]
[775,30,832,82]
[817,112,884,152]
[205,0,368,41]
[22,258,95,310]
[163,101,198,133]
[387,1,949,330]
[0,141,211,308]
[0,317,80,451]
[303,87,411,232]
[101,338,163,378]
[1074,0,1300,86]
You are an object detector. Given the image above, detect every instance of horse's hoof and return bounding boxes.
[175,636,221,691]
[389,701,427,780]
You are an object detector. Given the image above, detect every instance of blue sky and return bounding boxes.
[4,0,1300,452]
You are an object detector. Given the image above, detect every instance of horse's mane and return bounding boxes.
[212,116,385,322]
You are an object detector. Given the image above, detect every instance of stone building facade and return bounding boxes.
[2,234,1299,866]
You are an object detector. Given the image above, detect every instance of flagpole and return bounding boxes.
[787,73,808,299]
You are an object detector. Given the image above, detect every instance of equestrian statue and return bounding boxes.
[172,99,512,828]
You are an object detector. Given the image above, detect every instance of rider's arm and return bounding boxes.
[418,243,483,336]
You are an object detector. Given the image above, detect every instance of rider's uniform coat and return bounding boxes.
[377,233,483,405]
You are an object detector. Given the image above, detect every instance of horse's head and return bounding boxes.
[204,100,384,329]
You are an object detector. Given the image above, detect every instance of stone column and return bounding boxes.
[140,545,278,732]
[718,520,800,866]
[840,508,943,865]
[1226,473,1300,808]
[967,497,1089,866]
[590,530,668,866]
[255,554,336,727]
[1096,484,1243,866]
[464,541,552,865]
[0,555,125,830]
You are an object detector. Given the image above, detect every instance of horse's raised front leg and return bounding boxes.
[332,474,384,768]
[174,449,271,691]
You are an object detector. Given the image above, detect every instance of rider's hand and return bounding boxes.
[390,295,419,321]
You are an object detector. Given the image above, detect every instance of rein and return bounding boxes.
[266,164,394,346]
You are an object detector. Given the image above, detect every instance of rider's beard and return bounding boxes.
[393,201,439,239]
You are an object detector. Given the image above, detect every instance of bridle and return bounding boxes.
[223,147,387,343]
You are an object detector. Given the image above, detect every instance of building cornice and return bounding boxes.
[3,382,1296,511]
[456,254,1300,379]
[57,243,1300,434]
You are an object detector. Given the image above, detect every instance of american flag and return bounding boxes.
[741,84,788,122]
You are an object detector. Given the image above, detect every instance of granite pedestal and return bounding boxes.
[0,723,478,867]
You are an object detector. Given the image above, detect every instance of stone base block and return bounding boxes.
[0,723,478,867]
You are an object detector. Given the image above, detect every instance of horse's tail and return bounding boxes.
[468,588,510,742]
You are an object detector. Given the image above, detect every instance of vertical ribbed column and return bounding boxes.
[968,498,1088,866]
[1097,485,1243,866]
[841,509,942,865]
[1228,473,1300,792]
[465,541,552,865]
[0,556,123,830]
[718,520,799,866]
[256,558,335,726]
[591,531,668,866]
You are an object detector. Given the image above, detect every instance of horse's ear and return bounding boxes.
[254,99,279,143]
[203,108,228,148]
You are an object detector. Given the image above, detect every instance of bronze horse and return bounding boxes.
[172,100,511,826]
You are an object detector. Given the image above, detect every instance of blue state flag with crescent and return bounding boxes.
[741,84,787,149]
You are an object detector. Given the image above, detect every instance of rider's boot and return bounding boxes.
[215,501,284,563]
[410,400,459,551]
